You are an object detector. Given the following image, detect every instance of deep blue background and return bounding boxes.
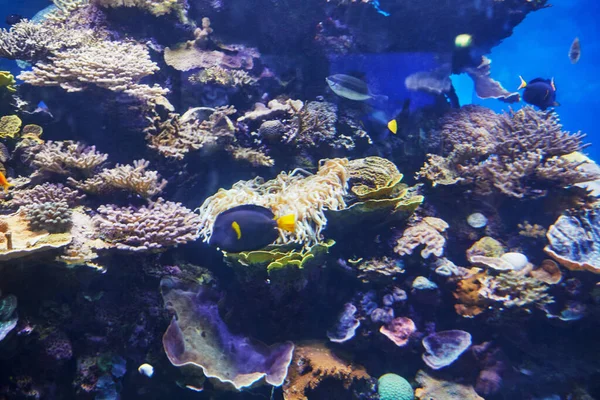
[2,0,598,158]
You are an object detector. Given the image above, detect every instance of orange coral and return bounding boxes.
[283,342,370,400]
[453,268,488,318]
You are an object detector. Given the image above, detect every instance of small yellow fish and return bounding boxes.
[0,171,13,193]
[387,119,398,134]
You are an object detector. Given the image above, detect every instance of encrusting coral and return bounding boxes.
[394,217,449,259]
[418,106,597,198]
[282,342,370,400]
[544,209,600,274]
[94,198,199,252]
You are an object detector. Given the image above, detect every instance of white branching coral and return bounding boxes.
[32,141,108,175]
[197,158,349,246]
[18,41,159,93]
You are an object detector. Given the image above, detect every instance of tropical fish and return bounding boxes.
[0,171,13,193]
[326,74,387,102]
[387,99,411,134]
[209,205,296,253]
[5,14,24,26]
[569,37,581,64]
[517,76,559,110]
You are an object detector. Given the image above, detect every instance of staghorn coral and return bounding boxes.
[394,217,448,259]
[23,201,72,233]
[283,101,337,147]
[94,198,199,252]
[282,342,370,400]
[544,210,600,274]
[70,159,167,198]
[419,106,596,197]
[31,141,107,176]
[197,158,349,246]
[415,370,483,400]
[145,106,237,160]
[10,183,85,207]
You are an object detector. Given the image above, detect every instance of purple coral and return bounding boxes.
[327,303,361,343]
[422,330,472,370]
[11,183,85,207]
[161,278,294,390]
[94,198,199,252]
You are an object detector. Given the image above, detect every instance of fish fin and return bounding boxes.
[551,77,556,91]
[387,119,398,134]
[276,214,296,232]
[517,76,527,90]
[553,101,561,107]
[231,221,242,240]
[371,94,389,102]
[544,90,550,100]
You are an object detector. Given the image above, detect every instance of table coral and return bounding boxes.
[415,370,483,400]
[94,198,199,252]
[544,210,600,274]
[161,278,294,390]
[422,330,472,370]
[31,141,107,176]
[282,342,370,400]
[394,217,449,259]
[70,159,167,198]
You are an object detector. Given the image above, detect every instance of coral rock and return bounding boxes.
[380,317,416,347]
[394,217,448,259]
[422,330,472,370]
[415,370,483,400]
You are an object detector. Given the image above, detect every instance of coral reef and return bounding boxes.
[94,198,199,252]
[327,303,360,343]
[23,201,72,233]
[380,317,416,347]
[422,330,472,370]
[10,183,85,207]
[415,370,483,400]
[378,373,414,400]
[418,106,596,198]
[31,141,107,176]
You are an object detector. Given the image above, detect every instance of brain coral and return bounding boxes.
[378,373,414,400]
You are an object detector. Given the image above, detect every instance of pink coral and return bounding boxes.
[379,317,416,347]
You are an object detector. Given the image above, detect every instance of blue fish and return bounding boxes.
[518,76,559,110]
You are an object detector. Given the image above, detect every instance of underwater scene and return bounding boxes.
[0,0,599,399]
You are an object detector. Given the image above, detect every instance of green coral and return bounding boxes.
[378,373,414,400]
[0,115,22,139]
[0,72,16,93]
[225,240,335,276]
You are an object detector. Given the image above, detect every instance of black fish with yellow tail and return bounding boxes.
[518,76,559,110]
[209,205,296,253]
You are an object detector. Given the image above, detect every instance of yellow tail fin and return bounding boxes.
[276,214,296,232]
[517,76,527,90]
[387,119,398,134]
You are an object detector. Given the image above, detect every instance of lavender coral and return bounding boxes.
[422,330,472,370]
[161,278,294,390]
[10,183,85,207]
[94,198,199,252]
[31,141,107,176]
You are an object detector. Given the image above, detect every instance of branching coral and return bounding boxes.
[418,106,596,197]
[23,201,72,233]
[94,198,199,252]
[145,106,237,160]
[10,183,85,207]
[197,158,349,246]
[19,40,160,94]
[189,66,257,87]
[394,217,448,259]
[70,159,167,198]
[93,0,186,17]
[32,141,108,176]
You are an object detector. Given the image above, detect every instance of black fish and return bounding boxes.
[5,14,24,26]
[518,76,559,110]
[209,205,295,253]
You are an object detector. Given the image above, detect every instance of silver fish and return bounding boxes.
[326,74,387,101]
